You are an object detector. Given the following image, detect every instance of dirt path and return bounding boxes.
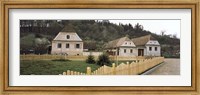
[147,58,180,75]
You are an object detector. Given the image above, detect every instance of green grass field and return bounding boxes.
[20,60,134,75]
[20,60,101,75]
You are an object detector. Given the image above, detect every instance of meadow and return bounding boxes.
[20,59,133,75]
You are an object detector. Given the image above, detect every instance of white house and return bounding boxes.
[51,26,83,55]
[105,35,161,57]
[105,36,137,56]
[132,35,161,56]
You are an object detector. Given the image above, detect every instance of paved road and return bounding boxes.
[147,58,180,75]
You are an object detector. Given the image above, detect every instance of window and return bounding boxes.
[155,47,157,51]
[76,44,80,48]
[57,43,62,48]
[66,35,70,39]
[66,43,69,48]
[149,47,152,51]
[130,49,133,53]
[124,49,126,53]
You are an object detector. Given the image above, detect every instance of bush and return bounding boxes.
[86,55,96,64]
[97,54,111,66]
[52,58,71,61]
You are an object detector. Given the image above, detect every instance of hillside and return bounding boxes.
[20,20,180,57]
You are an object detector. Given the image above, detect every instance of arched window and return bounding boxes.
[66,35,70,39]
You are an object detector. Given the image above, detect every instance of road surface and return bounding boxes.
[147,58,180,75]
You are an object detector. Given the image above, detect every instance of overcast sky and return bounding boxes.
[108,20,180,38]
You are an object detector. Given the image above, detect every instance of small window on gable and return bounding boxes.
[66,35,70,39]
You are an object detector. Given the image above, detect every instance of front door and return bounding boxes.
[138,49,144,56]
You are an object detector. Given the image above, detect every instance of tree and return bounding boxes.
[161,30,166,36]
[86,55,96,64]
[97,54,111,66]
[172,34,177,39]
[134,23,143,32]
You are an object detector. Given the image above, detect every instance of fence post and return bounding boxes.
[103,65,106,75]
[67,70,70,75]
[70,71,74,75]
[112,63,116,75]
[87,67,91,75]
[63,72,66,75]
[127,62,130,75]
[74,71,77,75]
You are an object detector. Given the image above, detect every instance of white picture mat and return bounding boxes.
[9,9,191,86]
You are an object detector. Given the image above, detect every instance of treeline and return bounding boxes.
[20,20,180,57]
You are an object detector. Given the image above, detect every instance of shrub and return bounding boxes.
[86,55,96,64]
[52,58,70,61]
[97,54,111,66]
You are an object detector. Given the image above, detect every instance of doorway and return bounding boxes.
[138,49,144,56]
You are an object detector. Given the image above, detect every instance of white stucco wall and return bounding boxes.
[118,47,137,56]
[145,40,161,56]
[146,46,161,56]
[83,52,103,56]
[51,41,83,55]
[53,32,82,41]
[146,40,160,45]
[51,32,84,55]
[121,41,136,47]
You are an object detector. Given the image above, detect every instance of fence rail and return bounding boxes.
[61,57,164,75]
[20,54,145,61]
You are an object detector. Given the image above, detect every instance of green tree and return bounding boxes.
[86,55,96,64]
[97,54,111,66]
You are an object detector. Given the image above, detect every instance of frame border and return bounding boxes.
[0,0,199,95]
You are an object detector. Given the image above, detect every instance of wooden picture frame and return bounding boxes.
[0,0,199,95]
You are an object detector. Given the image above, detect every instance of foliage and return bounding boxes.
[20,20,180,55]
[86,55,96,64]
[52,58,71,61]
[97,53,111,66]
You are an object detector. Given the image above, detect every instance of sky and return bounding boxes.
[108,20,180,38]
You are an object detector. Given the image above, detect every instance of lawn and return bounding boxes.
[20,60,101,75]
[20,59,135,75]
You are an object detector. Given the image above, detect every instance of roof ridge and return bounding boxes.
[105,36,131,49]
[60,24,76,33]
[131,34,155,46]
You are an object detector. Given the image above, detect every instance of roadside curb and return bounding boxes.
[141,62,165,75]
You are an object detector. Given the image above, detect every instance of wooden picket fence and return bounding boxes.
[20,54,145,61]
[62,57,164,75]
